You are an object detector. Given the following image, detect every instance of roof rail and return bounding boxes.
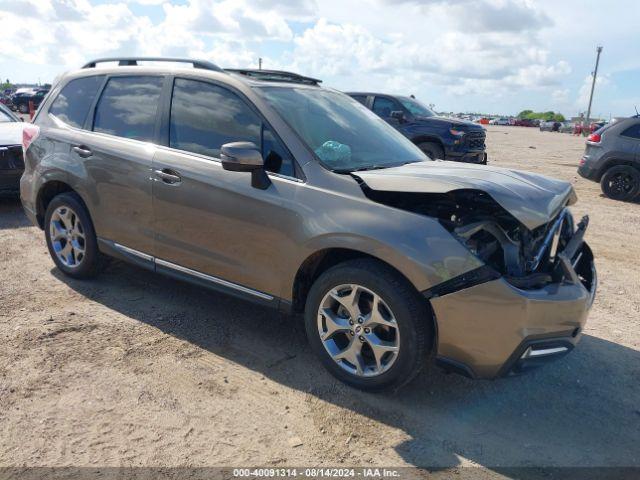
[226,69,322,85]
[82,57,224,72]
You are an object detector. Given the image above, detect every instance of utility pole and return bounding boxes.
[584,46,603,134]
[258,57,262,70]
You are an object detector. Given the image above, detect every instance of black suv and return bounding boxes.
[347,93,487,164]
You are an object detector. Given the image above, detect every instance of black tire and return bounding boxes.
[304,259,431,392]
[18,103,28,114]
[44,192,104,279]
[418,142,445,160]
[600,165,640,201]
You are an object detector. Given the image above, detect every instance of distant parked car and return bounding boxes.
[12,89,49,114]
[578,115,640,201]
[539,120,555,132]
[515,118,536,127]
[0,102,25,193]
[559,122,575,134]
[346,92,487,164]
[492,117,510,126]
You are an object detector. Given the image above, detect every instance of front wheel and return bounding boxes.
[418,142,445,160]
[600,165,640,201]
[304,259,431,391]
[18,103,29,114]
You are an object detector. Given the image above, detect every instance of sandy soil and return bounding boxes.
[0,126,638,473]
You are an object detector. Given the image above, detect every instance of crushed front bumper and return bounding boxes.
[430,242,596,379]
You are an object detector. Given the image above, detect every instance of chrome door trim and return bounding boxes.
[155,258,274,301]
[110,242,274,301]
[114,242,154,262]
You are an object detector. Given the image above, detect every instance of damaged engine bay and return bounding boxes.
[362,187,590,290]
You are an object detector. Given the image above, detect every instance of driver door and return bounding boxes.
[151,77,301,301]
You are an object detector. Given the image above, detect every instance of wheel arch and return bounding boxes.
[35,180,85,229]
[412,135,445,149]
[596,157,640,181]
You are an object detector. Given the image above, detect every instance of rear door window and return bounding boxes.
[93,76,163,142]
[49,76,104,128]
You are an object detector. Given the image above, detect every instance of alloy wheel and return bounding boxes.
[49,206,86,268]
[608,172,634,196]
[317,284,400,377]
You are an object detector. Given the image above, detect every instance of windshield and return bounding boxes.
[398,96,435,117]
[258,87,425,172]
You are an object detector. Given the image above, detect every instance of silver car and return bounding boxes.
[21,58,596,391]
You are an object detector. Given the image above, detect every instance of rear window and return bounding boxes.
[49,76,104,128]
[93,76,163,142]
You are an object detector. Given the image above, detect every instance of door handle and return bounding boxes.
[154,168,182,185]
[72,145,92,158]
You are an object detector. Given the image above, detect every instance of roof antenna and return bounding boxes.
[635,105,639,117]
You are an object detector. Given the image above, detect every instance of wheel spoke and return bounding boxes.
[329,285,361,319]
[319,308,351,340]
[365,333,399,371]
[51,219,67,238]
[334,338,365,375]
[364,294,396,328]
[71,238,85,252]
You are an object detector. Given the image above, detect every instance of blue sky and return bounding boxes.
[1,0,638,118]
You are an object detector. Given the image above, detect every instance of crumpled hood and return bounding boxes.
[0,122,24,146]
[354,160,576,230]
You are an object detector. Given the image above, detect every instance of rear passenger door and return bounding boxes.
[71,75,164,255]
[151,77,302,301]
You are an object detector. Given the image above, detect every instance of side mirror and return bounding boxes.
[390,110,405,122]
[220,141,271,190]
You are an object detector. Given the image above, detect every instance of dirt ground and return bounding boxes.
[0,126,638,473]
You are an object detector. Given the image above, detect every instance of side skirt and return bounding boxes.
[97,238,280,309]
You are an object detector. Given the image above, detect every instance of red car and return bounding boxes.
[514,118,536,127]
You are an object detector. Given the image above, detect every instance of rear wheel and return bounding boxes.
[304,259,431,391]
[18,103,28,114]
[44,192,104,278]
[418,142,445,160]
[600,165,640,201]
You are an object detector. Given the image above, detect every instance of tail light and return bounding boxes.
[587,133,601,143]
[22,124,40,153]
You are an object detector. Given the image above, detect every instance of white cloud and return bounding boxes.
[576,73,611,112]
[0,0,636,115]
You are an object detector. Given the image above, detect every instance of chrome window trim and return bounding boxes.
[155,144,305,184]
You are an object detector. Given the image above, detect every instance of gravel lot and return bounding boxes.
[1,126,638,473]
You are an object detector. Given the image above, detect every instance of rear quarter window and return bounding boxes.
[620,123,640,139]
[48,76,104,128]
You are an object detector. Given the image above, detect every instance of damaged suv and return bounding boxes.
[21,58,596,391]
